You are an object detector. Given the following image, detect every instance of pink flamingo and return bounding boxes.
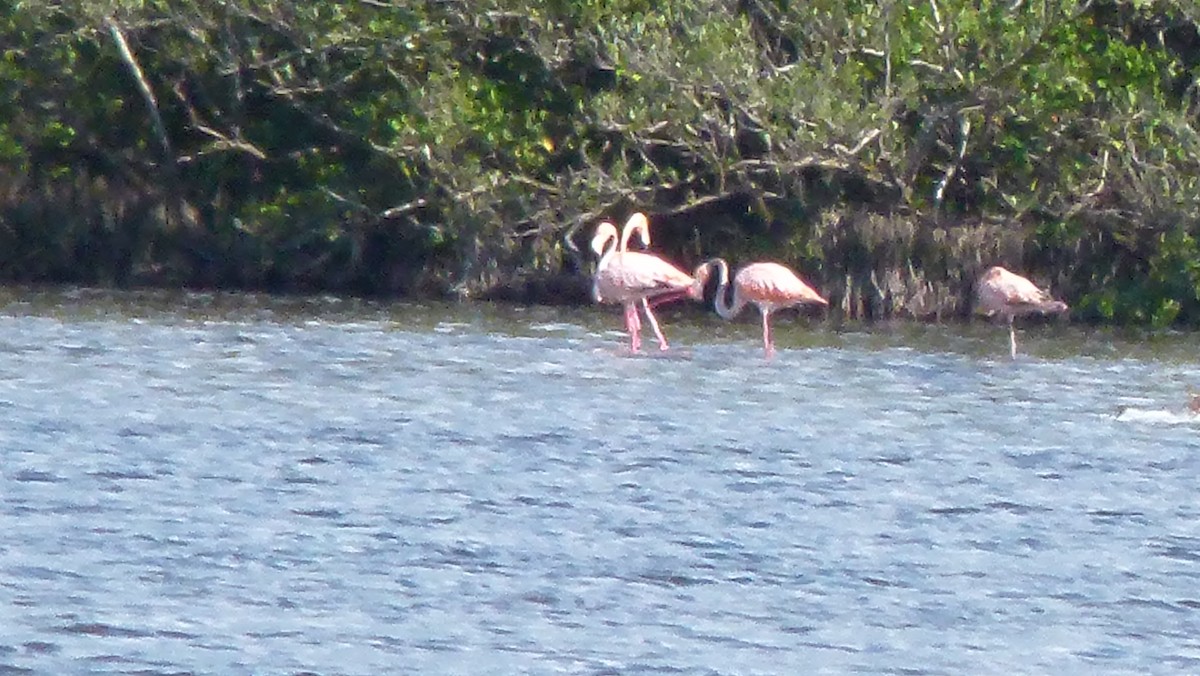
[613,212,658,342]
[975,265,1069,358]
[591,214,700,352]
[694,258,828,357]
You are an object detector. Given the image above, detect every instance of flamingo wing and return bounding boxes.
[977,266,1067,316]
[735,262,827,308]
[595,251,696,304]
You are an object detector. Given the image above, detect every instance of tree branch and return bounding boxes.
[934,115,971,207]
[379,198,430,220]
[171,82,268,161]
[107,18,173,162]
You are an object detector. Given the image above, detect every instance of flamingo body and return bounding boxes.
[975,265,1068,358]
[733,262,828,314]
[697,259,827,357]
[593,251,698,307]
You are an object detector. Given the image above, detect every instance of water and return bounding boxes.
[2,288,1200,674]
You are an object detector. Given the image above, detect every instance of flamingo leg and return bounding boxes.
[761,308,774,357]
[624,303,641,352]
[640,299,670,351]
[1008,317,1017,359]
[632,305,643,351]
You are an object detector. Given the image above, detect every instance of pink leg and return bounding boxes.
[641,299,670,350]
[761,309,774,357]
[624,303,641,352]
[628,303,638,353]
[1008,317,1017,359]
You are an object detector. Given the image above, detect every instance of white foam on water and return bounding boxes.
[1114,407,1199,425]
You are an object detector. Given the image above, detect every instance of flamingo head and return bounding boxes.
[981,266,1008,282]
[690,258,729,301]
[590,222,619,258]
[692,258,729,289]
[623,212,651,249]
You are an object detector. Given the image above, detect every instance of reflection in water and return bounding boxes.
[0,288,1199,673]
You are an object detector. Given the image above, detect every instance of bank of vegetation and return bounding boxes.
[3,1,1200,324]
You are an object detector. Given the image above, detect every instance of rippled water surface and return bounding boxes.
[3,288,1200,674]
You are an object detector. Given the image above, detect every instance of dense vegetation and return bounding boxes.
[3,1,1200,323]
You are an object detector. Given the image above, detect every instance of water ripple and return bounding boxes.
[1,294,1199,673]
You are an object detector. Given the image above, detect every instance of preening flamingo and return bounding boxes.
[694,258,828,357]
[613,212,661,343]
[590,212,654,304]
[975,265,1068,358]
[591,214,701,352]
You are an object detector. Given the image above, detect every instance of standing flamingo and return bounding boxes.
[694,258,828,357]
[613,212,659,342]
[591,214,701,352]
[975,265,1069,358]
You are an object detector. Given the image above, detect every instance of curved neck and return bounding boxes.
[620,214,650,251]
[591,223,619,267]
[590,225,619,304]
[701,258,743,319]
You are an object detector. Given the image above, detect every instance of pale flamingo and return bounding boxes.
[975,265,1068,358]
[591,214,701,352]
[611,212,655,339]
[694,258,828,357]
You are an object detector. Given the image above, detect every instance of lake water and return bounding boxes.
[2,288,1199,674]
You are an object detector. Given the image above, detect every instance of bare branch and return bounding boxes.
[172,82,268,161]
[321,187,372,214]
[510,175,561,195]
[928,0,944,33]
[379,198,430,220]
[834,128,883,157]
[934,115,971,207]
[107,18,172,161]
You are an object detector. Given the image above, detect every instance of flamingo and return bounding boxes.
[694,258,828,357]
[975,265,1069,358]
[591,214,701,352]
[612,212,655,341]
[611,212,691,341]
